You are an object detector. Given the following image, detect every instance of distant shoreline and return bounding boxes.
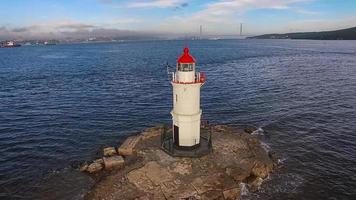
[248,26,356,40]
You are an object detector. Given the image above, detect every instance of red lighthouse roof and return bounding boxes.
[177,47,196,63]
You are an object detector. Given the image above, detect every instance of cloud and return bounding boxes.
[156,0,312,34]
[109,18,142,25]
[180,2,188,7]
[128,0,184,8]
[58,24,96,30]
[11,27,29,33]
[0,19,159,40]
[294,9,320,15]
[99,0,187,9]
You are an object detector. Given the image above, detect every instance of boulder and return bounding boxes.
[104,155,125,170]
[94,158,103,164]
[244,126,257,134]
[103,147,117,157]
[87,162,103,173]
[118,136,141,156]
[79,163,89,172]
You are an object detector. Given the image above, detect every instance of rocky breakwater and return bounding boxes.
[81,125,277,200]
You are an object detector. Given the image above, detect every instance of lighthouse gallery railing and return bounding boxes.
[171,72,206,84]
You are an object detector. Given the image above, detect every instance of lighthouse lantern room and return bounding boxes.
[171,47,206,149]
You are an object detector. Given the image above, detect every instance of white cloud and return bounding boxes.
[0,18,148,40]
[127,0,184,8]
[155,0,312,35]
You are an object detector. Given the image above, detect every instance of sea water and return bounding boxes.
[1,39,355,199]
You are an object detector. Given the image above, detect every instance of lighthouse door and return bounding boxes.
[174,125,179,146]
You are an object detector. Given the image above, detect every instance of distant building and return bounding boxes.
[1,40,21,48]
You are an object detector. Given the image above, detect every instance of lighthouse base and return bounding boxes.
[171,110,202,147]
[174,142,200,151]
[160,125,212,158]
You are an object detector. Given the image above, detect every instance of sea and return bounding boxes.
[0,39,355,200]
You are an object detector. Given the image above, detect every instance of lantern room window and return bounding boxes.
[178,63,194,72]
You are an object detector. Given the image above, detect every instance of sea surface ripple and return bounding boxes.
[0,40,356,199]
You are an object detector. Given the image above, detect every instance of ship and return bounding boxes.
[1,41,21,48]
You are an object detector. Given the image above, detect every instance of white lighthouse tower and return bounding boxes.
[171,47,206,149]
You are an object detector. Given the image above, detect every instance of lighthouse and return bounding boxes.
[171,47,205,149]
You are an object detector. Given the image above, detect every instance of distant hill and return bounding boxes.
[248,27,356,40]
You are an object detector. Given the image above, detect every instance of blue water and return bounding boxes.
[1,40,356,199]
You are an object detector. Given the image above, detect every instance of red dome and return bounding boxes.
[177,47,196,63]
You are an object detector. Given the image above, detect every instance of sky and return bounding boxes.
[1,0,356,39]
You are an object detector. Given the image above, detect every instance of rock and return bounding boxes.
[79,163,89,172]
[251,161,272,178]
[201,190,223,200]
[213,125,229,132]
[104,155,125,170]
[118,135,141,156]
[127,169,155,192]
[268,151,279,166]
[144,161,173,185]
[86,125,277,200]
[94,158,103,164]
[244,126,257,134]
[160,180,198,199]
[246,176,263,192]
[226,167,251,182]
[141,127,162,140]
[87,162,103,173]
[103,147,117,157]
[135,195,150,200]
[191,173,226,195]
[223,187,240,200]
[171,162,192,175]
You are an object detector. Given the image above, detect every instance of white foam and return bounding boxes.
[278,157,287,164]
[251,127,264,135]
[260,141,271,152]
